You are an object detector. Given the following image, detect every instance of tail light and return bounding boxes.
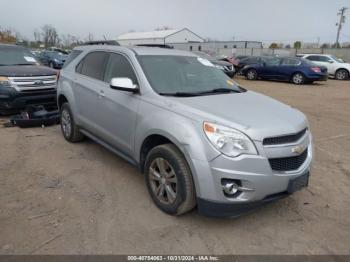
[311,67,321,73]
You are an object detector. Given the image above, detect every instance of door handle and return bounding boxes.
[99,90,105,98]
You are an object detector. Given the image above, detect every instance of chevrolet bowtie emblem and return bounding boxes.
[292,145,304,154]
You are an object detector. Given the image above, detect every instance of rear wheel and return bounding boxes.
[60,103,84,143]
[246,69,258,80]
[145,144,196,216]
[291,73,305,85]
[335,69,349,80]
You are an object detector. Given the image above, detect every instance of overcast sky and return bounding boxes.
[1,0,349,44]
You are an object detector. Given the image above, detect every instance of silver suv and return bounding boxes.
[58,45,313,217]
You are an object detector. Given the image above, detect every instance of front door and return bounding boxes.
[98,52,141,157]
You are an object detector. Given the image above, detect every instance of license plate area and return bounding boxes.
[287,172,309,193]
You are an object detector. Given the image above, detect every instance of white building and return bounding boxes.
[116,28,204,46]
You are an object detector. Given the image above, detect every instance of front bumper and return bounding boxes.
[0,88,57,112]
[198,191,290,217]
[224,70,236,78]
[192,132,313,217]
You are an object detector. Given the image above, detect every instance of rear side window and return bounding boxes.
[63,50,83,68]
[244,57,259,64]
[104,53,138,84]
[281,58,301,66]
[77,51,108,80]
[306,56,320,61]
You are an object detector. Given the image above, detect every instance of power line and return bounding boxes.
[336,7,348,47]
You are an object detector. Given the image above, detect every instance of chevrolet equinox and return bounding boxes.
[57,45,312,217]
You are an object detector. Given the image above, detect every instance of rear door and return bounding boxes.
[305,55,332,72]
[279,58,302,80]
[260,57,282,79]
[73,51,109,136]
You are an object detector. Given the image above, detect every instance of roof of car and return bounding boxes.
[297,54,329,56]
[74,45,197,57]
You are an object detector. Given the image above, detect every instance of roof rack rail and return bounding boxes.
[83,40,120,46]
[136,44,173,49]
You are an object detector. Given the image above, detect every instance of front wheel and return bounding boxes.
[335,69,349,80]
[144,144,196,216]
[246,69,258,80]
[291,73,305,85]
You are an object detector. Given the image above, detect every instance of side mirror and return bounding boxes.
[110,77,139,93]
[328,60,334,63]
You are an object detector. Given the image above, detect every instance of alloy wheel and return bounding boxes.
[293,73,304,84]
[149,157,178,205]
[61,109,72,138]
[247,70,257,80]
[336,69,348,80]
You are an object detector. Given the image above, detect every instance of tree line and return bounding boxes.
[0,24,94,49]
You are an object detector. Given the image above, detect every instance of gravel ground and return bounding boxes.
[0,77,349,255]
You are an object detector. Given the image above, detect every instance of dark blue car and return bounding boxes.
[36,51,68,69]
[241,56,328,84]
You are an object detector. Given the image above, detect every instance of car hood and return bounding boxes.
[164,91,307,141]
[212,60,232,67]
[0,65,57,77]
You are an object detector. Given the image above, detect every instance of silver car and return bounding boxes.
[57,45,313,217]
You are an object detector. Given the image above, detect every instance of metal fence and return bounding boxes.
[217,48,350,61]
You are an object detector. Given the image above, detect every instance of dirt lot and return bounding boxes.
[0,77,349,255]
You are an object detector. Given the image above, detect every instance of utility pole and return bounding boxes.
[336,7,347,48]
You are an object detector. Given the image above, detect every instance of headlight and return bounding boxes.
[203,122,257,157]
[0,76,12,88]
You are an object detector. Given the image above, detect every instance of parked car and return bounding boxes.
[236,56,261,74]
[234,55,249,61]
[0,44,58,114]
[242,56,328,84]
[192,51,235,77]
[37,51,68,69]
[297,54,350,80]
[217,55,240,69]
[58,45,313,217]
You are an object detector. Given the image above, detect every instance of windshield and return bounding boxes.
[47,52,67,60]
[138,55,242,95]
[0,46,38,66]
[330,55,344,63]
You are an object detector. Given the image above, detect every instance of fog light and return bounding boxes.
[222,181,239,195]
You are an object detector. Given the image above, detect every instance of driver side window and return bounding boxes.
[104,53,138,85]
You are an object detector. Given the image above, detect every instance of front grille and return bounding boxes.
[8,75,57,92]
[269,149,308,171]
[263,128,307,146]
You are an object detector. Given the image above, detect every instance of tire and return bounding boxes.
[60,103,84,143]
[335,69,349,80]
[246,69,258,80]
[291,72,305,85]
[144,144,196,216]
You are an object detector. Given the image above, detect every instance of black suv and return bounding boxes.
[0,44,58,114]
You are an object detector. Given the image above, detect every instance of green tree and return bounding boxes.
[269,43,278,49]
[293,41,302,49]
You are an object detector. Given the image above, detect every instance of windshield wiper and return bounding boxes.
[10,63,34,66]
[159,88,241,97]
[159,92,204,97]
[203,88,241,94]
